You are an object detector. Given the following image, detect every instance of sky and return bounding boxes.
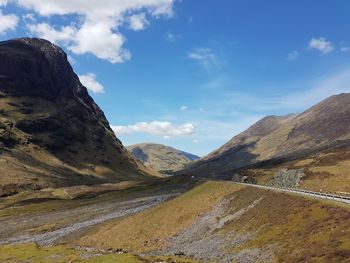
[1,0,350,156]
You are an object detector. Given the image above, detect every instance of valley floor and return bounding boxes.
[1,178,350,263]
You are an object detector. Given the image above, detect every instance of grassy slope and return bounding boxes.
[74,182,350,262]
[246,147,350,194]
[127,143,199,173]
[0,244,199,263]
[76,182,243,252]
[226,187,350,262]
[0,94,160,197]
[0,244,143,263]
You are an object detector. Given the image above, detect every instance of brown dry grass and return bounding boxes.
[76,181,244,253]
[243,148,350,194]
[0,243,145,263]
[73,182,350,262]
[227,187,350,263]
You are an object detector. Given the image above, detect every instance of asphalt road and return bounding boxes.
[238,182,350,205]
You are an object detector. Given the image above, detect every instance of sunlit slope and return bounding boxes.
[181,93,350,178]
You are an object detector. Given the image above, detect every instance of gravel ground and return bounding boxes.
[0,193,179,246]
[155,195,271,263]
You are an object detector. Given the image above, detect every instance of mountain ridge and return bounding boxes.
[180,93,350,178]
[0,38,157,197]
[127,143,199,173]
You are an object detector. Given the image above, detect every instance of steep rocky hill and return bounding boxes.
[0,38,156,197]
[127,143,199,173]
[180,93,350,178]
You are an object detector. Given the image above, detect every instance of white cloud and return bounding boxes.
[0,10,18,34]
[193,139,199,143]
[188,48,218,70]
[79,73,105,94]
[287,50,299,61]
[22,12,36,21]
[111,121,195,137]
[180,105,188,111]
[341,47,350,52]
[27,23,76,43]
[13,0,177,63]
[70,20,131,63]
[128,13,149,31]
[165,32,180,42]
[27,20,131,63]
[308,37,334,54]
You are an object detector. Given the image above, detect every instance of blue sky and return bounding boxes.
[1,0,350,156]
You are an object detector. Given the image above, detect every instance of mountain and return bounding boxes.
[127,143,199,173]
[180,93,350,178]
[0,38,156,197]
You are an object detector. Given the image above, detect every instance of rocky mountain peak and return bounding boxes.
[0,38,156,196]
[19,37,66,57]
[0,37,88,102]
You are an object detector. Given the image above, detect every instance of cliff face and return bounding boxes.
[0,38,155,197]
[180,94,350,178]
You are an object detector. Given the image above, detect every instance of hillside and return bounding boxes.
[180,93,350,179]
[127,143,199,173]
[0,38,156,197]
[2,180,350,262]
[75,181,350,263]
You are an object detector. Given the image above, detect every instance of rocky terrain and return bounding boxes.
[0,176,198,262]
[180,94,350,181]
[127,143,199,173]
[270,168,305,188]
[0,38,158,197]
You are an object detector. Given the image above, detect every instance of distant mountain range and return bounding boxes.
[180,93,350,178]
[0,38,157,197]
[127,143,199,173]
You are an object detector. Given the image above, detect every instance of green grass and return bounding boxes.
[0,244,199,263]
[0,244,143,263]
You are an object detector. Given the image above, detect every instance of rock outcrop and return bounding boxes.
[270,169,305,188]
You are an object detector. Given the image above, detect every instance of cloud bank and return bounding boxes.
[112,121,195,138]
[5,0,177,63]
[0,10,18,34]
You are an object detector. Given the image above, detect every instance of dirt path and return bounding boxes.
[0,193,179,246]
